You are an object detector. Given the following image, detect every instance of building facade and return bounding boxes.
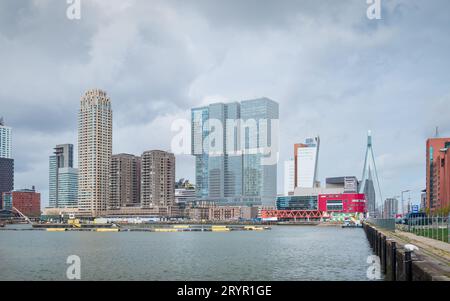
[78,89,112,217]
[3,188,41,217]
[426,138,450,213]
[277,195,317,210]
[191,98,279,206]
[175,188,196,204]
[318,193,366,214]
[284,159,295,196]
[241,98,278,206]
[294,137,320,188]
[0,118,13,208]
[363,172,376,217]
[0,158,14,209]
[420,189,427,211]
[208,206,258,221]
[141,150,175,208]
[0,118,12,159]
[192,102,243,203]
[325,176,358,193]
[383,198,399,218]
[277,189,366,214]
[110,154,141,209]
[49,144,78,208]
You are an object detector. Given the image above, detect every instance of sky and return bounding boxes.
[1,0,450,208]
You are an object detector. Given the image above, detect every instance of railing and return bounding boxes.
[366,218,396,231]
[396,214,449,243]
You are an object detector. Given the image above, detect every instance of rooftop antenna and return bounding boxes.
[435,126,439,138]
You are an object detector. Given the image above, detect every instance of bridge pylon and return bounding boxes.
[359,130,383,218]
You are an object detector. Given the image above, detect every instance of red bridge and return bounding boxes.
[261,210,324,220]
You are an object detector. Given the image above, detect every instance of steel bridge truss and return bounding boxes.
[262,210,324,219]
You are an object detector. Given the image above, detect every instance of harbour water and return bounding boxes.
[0,224,374,281]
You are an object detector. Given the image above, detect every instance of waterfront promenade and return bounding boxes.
[391,229,450,265]
[363,222,450,281]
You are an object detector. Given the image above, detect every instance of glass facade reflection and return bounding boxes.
[191,98,278,206]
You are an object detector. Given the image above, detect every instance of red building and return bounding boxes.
[318,193,366,214]
[262,192,366,220]
[426,138,450,213]
[2,189,41,217]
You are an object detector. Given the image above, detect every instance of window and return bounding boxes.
[326,200,343,211]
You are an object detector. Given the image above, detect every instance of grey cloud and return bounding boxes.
[1,0,450,206]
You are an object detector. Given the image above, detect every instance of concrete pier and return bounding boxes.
[363,222,450,281]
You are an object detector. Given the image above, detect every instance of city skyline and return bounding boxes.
[2,1,450,207]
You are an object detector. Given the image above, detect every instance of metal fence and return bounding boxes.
[366,218,396,231]
[396,214,449,243]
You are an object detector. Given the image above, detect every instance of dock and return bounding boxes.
[1,224,271,232]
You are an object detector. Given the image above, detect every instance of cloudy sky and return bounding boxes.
[1,0,449,208]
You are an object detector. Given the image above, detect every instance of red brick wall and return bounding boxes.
[12,191,41,217]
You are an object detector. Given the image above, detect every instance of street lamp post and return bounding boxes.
[401,190,410,217]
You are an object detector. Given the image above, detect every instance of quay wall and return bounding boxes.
[363,222,450,281]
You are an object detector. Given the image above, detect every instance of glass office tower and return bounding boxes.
[241,98,279,206]
[191,98,278,206]
[49,144,78,208]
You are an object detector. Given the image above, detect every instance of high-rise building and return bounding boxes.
[0,158,14,209]
[49,144,78,208]
[141,150,175,208]
[110,154,141,209]
[0,117,12,159]
[192,102,243,202]
[192,106,210,199]
[363,170,376,217]
[284,159,295,196]
[294,137,320,188]
[420,189,427,211]
[191,98,279,206]
[383,198,398,218]
[78,89,112,217]
[0,118,13,208]
[241,98,279,206]
[426,138,450,213]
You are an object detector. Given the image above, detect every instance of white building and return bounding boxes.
[295,137,320,188]
[283,159,295,195]
[0,118,12,159]
[175,188,197,204]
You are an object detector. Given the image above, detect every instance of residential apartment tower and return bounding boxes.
[77,89,112,217]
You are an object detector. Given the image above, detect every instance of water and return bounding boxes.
[0,225,374,280]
